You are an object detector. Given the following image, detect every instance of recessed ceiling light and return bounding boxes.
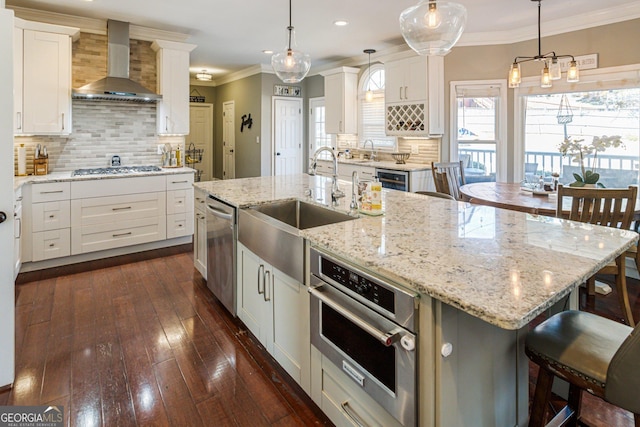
[333,20,348,27]
[262,50,273,54]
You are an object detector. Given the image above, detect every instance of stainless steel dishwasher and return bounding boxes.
[206,195,236,316]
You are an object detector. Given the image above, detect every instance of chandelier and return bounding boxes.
[271,0,311,83]
[508,0,579,88]
[399,0,467,56]
[195,70,212,81]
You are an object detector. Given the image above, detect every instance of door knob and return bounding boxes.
[0,212,6,223]
[276,152,281,156]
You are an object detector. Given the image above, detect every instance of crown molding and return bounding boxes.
[8,6,190,42]
[458,2,640,46]
[211,64,273,86]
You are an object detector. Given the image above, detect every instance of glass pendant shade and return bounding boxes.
[272,25,310,83]
[549,59,561,80]
[508,62,521,88]
[540,64,552,88]
[566,60,579,82]
[399,0,467,56]
[365,90,373,102]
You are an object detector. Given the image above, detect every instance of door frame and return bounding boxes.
[271,96,303,176]
[222,100,235,180]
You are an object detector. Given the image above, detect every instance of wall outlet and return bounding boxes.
[411,144,419,154]
[157,144,164,154]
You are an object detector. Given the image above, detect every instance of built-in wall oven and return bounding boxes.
[376,169,409,192]
[309,248,419,426]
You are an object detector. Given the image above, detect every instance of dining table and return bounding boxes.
[460,182,560,216]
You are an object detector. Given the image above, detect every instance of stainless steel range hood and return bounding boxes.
[73,20,161,102]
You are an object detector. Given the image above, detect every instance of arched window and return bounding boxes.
[358,64,396,149]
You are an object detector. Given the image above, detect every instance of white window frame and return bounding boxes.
[514,63,640,181]
[449,80,508,182]
[357,63,396,151]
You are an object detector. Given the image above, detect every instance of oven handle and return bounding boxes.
[309,285,400,347]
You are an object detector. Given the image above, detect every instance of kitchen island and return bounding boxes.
[195,173,637,427]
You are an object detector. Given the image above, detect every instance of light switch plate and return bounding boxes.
[411,144,419,154]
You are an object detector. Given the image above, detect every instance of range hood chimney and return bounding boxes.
[73,20,161,102]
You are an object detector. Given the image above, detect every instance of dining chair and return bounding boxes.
[524,162,538,185]
[431,161,466,200]
[415,191,456,201]
[526,310,640,427]
[468,197,538,215]
[556,184,638,326]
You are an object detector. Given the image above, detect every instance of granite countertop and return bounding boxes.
[195,174,638,330]
[14,166,195,191]
[316,157,431,172]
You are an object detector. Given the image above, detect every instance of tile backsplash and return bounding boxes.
[14,100,183,174]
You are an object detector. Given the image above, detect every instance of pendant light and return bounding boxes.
[399,0,467,56]
[271,0,311,83]
[508,0,579,89]
[364,49,375,102]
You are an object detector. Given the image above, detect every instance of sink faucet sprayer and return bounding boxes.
[309,147,345,205]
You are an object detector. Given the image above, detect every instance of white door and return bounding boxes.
[222,101,235,180]
[187,103,213,182]
[0,7,16,388]
[273,97,302,176]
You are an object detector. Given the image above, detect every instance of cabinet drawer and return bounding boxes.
[167,212,194,239]
[32,228,70,261]
[194,189,207,213]
[32,200,71,232]
[166,174,194,191]
[72,192,166,226]
[71,175,166,199]
[73,216,167,254]
[319,354,403,427]
[167,189,194,215]
[32,182,71,203]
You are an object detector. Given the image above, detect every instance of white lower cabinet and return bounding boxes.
[193,188,207,278]
[14,187,22,279]
[237,242,310,393]
[338,163,376,182]
[311,346,403,427]
[30,182,71,262]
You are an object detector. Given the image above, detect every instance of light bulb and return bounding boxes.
[567,60,579,82]
[285,50,294,68]
[365,90,373,102]
[540,64,552,88]
[425,2,441,29]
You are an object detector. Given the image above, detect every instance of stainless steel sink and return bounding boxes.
[252,199,354,230]
[238,200,356,282]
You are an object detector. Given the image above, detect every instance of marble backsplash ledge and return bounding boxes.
[14,100,184,174]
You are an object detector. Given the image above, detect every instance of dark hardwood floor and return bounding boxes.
[3,246,639,426]
[3,245,331,426]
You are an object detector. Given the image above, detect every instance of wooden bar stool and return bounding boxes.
[526,310,640,426]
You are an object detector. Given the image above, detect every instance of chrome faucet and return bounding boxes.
[309,147,345,205]
[362,139,376,161]
[350,171,359,212]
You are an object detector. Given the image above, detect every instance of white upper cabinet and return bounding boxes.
[14,19,78,135]
[322,67,358,135]
[384,55,444,137]
[152,40,196,135]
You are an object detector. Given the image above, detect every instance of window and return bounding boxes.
[308,97,334,160]
[514,64,640,188]
[356,64,395,150]
[450,80,507,182]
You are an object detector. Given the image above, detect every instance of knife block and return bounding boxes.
[34,157,48,175]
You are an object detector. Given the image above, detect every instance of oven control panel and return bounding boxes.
[320,257,395,313]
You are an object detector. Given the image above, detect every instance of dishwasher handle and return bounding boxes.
[206,203,234,221]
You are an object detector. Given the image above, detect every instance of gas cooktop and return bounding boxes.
[72,165,162,176]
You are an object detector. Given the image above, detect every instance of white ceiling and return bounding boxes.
[7,0,640,81]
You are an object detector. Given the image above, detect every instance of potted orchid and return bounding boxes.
[558,135,624,187]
